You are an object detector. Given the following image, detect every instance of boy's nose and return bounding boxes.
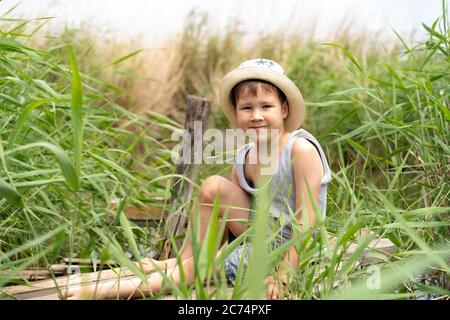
[250,109,264,122]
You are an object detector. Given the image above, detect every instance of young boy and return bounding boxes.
[65,58,332,300]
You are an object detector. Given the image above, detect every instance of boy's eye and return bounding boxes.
[240,106,251,110]
[263,105,273,108]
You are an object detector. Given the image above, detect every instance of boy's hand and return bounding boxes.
[265,276,284,300]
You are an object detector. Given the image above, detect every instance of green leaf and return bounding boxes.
[337,223,363,246]
[4,225,66,258]
[197,191,222,281]
[87,151,136,182]
[422,21,447,42]
[68,46,84,179]
[0,93,23,107]
[8,99,62,148]
[339,234,377,276]
[32,79,62,98]
[346,138,389,165]
[245,187,271,299]
[107,49,144,67]
[5,142,79,191]
[0,176,23,208]
[322,42,363,73]
[118,202,141,261]
[92,228,147,283]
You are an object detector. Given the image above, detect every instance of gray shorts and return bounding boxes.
[223,216,292,286]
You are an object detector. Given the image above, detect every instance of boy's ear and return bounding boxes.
[282,101,289,119]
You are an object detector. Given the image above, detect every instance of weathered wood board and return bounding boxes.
[1,236,397,300]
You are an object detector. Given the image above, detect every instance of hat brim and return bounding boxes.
[220,66,304,131]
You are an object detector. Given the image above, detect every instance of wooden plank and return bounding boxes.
[1,236,396,300]
[62,258,118,266]
[1,269,60,282]
[329,236,397,260]
[1,267,135,297]
[345,237,397,265]
[0,264,79,282]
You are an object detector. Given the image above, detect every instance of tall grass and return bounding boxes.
[0,3,449,300]
[0,15,176,288]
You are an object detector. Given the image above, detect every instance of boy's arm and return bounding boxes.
[231,165,240,186]
[292,138,324,231]
[279,138,324,281]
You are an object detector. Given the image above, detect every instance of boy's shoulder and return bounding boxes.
[291,137,322,170]
[292,137,316,155]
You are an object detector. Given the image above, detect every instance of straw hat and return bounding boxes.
[220,58,305,131]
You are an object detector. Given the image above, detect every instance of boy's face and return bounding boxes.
[235,85,289,143]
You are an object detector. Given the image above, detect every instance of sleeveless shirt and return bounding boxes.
[235,129,332,222]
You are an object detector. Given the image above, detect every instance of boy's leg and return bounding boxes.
[65,258,195,300]
[136,256,196,297]
[179,175,251,261]
[66,246,231,299]
[136,175,250,273]
[137,245,230,298]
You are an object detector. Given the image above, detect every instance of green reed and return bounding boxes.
[1,2,449,300]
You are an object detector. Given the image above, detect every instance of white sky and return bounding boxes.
[0,0,446,45]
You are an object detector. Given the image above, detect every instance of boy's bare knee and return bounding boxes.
[199,175,229,204]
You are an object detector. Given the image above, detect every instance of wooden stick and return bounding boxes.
[161,95,211,259]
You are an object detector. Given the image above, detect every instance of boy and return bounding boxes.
[66,58,332,299]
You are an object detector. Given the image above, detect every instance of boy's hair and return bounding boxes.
[231,80,287,108]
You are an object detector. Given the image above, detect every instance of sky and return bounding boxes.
[0,0,446,45]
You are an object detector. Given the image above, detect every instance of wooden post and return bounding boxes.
[160,95,211,259]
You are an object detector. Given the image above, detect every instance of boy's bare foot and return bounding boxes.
[61,285,101,300]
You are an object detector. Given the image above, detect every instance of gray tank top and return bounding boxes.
[235,129,332,221]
